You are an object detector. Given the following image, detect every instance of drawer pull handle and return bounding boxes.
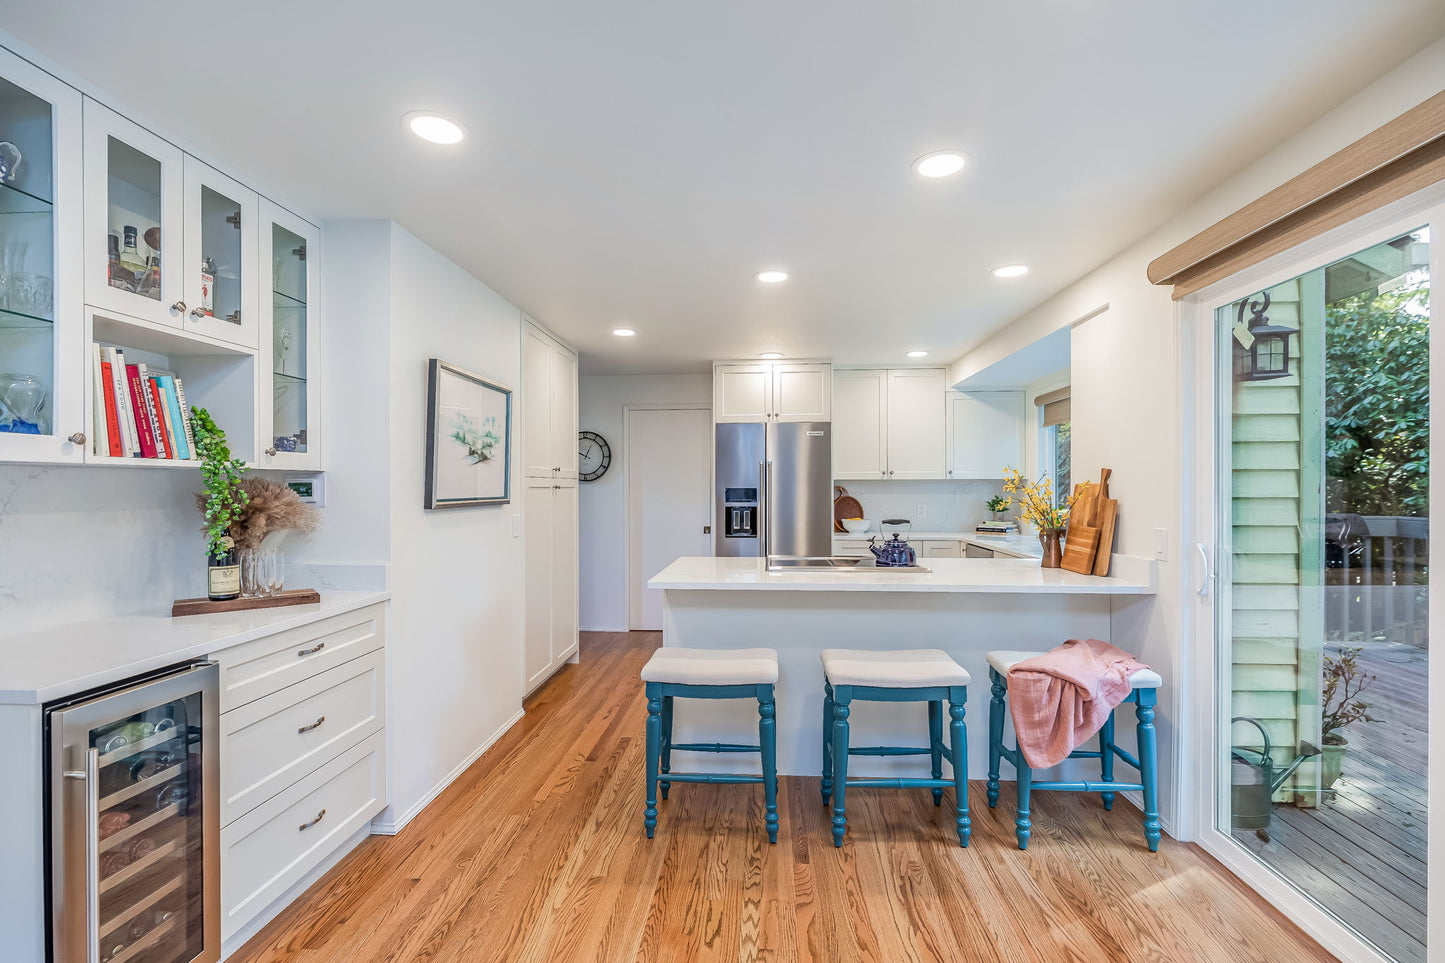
[298,716,326,734]
[297,642,326,657]
[299,809,326,831]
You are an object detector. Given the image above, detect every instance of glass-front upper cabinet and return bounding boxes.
[259,201,319,468]
[182,156,257,348]
[0,46,85,463]
[83,100,185,331]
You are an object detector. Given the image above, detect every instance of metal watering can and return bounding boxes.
[1231,716,1321,833]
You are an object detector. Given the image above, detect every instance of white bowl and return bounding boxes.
[841,518,870,534]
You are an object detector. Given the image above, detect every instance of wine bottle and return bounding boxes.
[118,226,148,280]
[207,535,240,601]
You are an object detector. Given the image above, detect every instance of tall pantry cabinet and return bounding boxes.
[522,320,579,693]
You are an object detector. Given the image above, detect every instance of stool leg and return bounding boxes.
[759,687,779,844]
[644,689,661,839]
[987,670,1005,809]
[929,699,944,807]
[659,695,674,800]
[1136,690,1161,852]
[1099,709,1116,811]
[821,684,834,806]
[831,689,851,847]
[1014,754,1032,850]
[948,688,970,847]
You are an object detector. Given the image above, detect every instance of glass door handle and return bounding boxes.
[1196,543,1213,598]
[63,747,100,963]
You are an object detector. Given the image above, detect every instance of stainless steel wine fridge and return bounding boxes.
[46,661,220,963]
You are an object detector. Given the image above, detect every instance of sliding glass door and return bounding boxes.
[1208,208,1435,962]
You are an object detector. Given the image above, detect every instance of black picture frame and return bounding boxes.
[424,359,513,509]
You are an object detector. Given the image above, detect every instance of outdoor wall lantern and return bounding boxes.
[1232,291,1298,382]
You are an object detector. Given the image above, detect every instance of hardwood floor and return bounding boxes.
[230,631,1332,963]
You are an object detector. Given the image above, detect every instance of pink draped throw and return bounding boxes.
[1007,639,1151,769]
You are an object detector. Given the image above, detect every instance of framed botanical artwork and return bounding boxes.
[424,359,512,508]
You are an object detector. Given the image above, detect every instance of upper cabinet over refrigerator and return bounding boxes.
[259,201,320,468]
[0,45,85,463]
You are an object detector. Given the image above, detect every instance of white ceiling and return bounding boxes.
[5,2,1442,373]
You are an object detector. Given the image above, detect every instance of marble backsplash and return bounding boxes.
[832,477,1009,534]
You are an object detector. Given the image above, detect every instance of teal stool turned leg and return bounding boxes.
[929,699,944,807]
[987,669,1005,809]
[759,684,779,844]
[1014,753,1032,850]
[659,695,674,800]
[644,684,661,838]
[831,686,852,847]
[948,687,970,847]
[821,684,834,806]
[1137,688,1161,852]
[1099,709,1116,810]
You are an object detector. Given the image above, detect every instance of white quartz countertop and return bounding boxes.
[834,531,1042,559]
[649,557,1153,594]
[0,591,390,705]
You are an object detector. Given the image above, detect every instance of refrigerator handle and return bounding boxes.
[758,460,771,558]
[63,747,100,963]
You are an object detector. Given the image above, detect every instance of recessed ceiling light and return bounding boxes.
[913,151,968,178]
[759,352,784,360]
[755,271,789,283]
[991,264,1030,278]
[612,327,637,337]
[403,111,465,145]
[906,350,929,358]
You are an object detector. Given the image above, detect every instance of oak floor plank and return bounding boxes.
[230,631,1334,963]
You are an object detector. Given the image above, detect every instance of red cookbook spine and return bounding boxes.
[98,361,123,456]
[125,364,159,458]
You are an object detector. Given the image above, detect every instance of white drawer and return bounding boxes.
[216,604,385,711]
[221,732,386,941]
[833,538,872,557]
[920,539,962,558]
[222,649,385,825]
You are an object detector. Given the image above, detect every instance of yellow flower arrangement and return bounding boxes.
[999,467,1088,532]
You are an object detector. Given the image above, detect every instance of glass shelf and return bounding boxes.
[273,370,307,385]
[0,305,54,329]
[272,288,307,309]
[0,179,53,215]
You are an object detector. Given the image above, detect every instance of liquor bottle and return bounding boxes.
[107,232,134,292]
[207,535,240,601]
[118,226,148,281]
[199,256,216,316]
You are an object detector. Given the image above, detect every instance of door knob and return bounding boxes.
[171,300,187,313]
[68,432,86,445]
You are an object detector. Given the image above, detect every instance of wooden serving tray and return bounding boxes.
[172,588,321,617]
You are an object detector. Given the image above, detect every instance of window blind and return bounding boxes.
[1035,386,1070,427]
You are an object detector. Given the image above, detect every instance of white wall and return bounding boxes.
[578,373,711,630]
[947,38,1445,842]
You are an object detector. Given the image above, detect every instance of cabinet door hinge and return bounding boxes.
[226,211,242,229]
[293,244,307,261]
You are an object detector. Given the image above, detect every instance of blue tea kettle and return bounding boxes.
[869,525,917,567]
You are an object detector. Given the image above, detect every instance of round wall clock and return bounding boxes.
[578,430,612,482]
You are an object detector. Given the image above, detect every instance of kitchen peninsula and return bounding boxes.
[648,555,1156,780]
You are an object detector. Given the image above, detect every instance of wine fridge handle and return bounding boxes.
[63,747,100,963]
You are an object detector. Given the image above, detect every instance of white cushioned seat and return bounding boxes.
[820,648,970,688]
[986,649,1163,689]
[640,647,779,685]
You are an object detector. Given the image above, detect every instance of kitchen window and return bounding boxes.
[1035,386,1071,504]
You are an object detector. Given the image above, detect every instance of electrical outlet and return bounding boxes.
[1153,527,1168,561]
[916,504,927,519]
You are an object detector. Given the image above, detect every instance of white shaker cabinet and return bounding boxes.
[832,368,945,479]
[524,477,579,692]
[522,320,578,479]
[946,390,1025,479]
[714,361,831,423]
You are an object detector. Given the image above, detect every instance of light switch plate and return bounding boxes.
[1153,527,1168,561]
[512,513,521,538]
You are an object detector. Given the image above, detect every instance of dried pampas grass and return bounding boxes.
[195,477,320,551]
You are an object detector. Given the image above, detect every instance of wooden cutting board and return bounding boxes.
[1062,468,1112,575]
[1061,524,1099,574]
[833,486,863,533]
[1092,498,1119,576]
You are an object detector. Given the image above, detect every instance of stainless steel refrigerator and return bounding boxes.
[46,661,221,963]
[715,421,833,558]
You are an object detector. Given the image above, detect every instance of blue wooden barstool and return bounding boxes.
[819,648,970,848]
[985,649,1163,851]
[640,647,780,843]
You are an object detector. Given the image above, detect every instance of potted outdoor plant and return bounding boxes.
[1001,467,1087,568]
[1319,646,1377,791]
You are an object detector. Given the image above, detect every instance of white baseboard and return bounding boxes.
[369,707,525,835]
[579,623,627,633]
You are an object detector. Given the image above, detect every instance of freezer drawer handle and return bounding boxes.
[299,808,327,831]
[297,642,326,657]
[298,716,326,734]
[63,747,101,963]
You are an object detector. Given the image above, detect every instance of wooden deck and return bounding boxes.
[1233,637,1427,963]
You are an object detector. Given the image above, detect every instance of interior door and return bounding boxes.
[629,407,712,630]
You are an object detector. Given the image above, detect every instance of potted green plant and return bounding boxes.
[986,494,1010,521]
[1319,646,1377,791]
[192,406,248,601]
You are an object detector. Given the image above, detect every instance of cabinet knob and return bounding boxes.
[171,300,187,314]
[265,447,278,457]
[68,432,86,445]
[190,307,208,320]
